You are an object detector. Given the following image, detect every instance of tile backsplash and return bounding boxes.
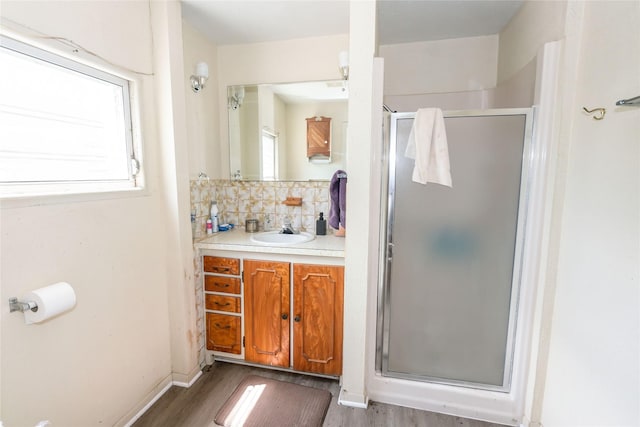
[190,179,333,237]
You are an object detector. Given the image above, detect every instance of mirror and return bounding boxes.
[228,80,348,181]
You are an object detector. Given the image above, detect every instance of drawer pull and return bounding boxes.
[213,267,230,273]
[214,302,231,306]
[215,323,231,330]
[214,282,230,288]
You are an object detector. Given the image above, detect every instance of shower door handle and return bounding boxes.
[387,242,394,260]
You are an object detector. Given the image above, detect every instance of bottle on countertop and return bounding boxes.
[210,201,219,233]
[206,218,213,234]
[316,212,327,236]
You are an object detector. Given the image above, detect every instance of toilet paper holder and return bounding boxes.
[8,297,38,313]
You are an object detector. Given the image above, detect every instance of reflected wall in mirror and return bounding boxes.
[228,80,348,181]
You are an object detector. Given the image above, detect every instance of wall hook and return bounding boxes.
[582,107,606,120]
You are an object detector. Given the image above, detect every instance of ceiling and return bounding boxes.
[181,0,524,46]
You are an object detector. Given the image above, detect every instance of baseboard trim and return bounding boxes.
[171,364,203,387]
[121,368,204,427]
[120,376,173,427]
[172,369,202,388]
[338,387,369,408]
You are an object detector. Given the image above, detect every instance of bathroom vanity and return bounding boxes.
[195,229,345,377]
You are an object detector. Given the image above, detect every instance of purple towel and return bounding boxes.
[329,170,347,229]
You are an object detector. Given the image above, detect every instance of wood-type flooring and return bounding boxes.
[132,362,508,427]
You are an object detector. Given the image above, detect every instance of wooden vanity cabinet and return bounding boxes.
[306,116,331,158]
[243,259,290,367]
[293,264,344,375]
[202,253,344,376]
[204,256,242,355]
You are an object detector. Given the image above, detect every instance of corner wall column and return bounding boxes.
[339,0,378,408]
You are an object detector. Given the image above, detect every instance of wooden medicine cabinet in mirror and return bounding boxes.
[306,116,331,160]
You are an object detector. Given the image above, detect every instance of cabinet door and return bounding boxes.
[293,264,344,375]
[244,260,290,367]
[206,313,241,354]
[306,117,331,157]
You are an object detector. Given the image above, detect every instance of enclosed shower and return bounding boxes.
[377,108,534,392]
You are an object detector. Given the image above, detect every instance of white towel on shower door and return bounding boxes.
[404,108,452,187]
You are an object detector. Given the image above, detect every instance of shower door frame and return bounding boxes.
[376,108,535,392]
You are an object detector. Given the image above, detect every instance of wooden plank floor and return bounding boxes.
[132,362,507,427]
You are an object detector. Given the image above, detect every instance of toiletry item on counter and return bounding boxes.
[245,218,259,233]
[191,210,196,236]
[264,214,272,231]
[316,212,327,235]
[218,223,234,232]
[206,219,213,234]
[210,201,219,233]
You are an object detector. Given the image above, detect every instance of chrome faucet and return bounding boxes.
[280,216,298,234]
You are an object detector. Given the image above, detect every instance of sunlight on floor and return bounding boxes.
[225,383,266,427]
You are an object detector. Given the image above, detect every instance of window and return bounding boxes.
[260,129,277,181]
[0,35,139,197]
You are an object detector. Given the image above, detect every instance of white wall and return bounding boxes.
[498,0,566,84]
[338,0,378,408]
[150,0,199,388]
[379,35,498,97]
[182,21,220,179]
[0,1,180,425]
[238,90,260,179]
[540,1,640,424]
[284,101,348,180]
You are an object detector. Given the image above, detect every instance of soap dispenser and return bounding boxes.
[316,212,327,235]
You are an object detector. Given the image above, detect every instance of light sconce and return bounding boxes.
[338,50,349,80]
[228,85,245,110]
[190,61,209,93]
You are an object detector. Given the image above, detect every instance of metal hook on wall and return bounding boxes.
[582,107,606,120]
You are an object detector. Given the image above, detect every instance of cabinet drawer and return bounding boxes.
[206,313,241,354]
[205,294,241,313]
[203,256,240,275]
[204,275,241,294]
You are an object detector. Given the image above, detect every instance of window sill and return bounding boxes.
[0,183,148,209]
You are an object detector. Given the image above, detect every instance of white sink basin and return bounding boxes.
[250,231,315,246]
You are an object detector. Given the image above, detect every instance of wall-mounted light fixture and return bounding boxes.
[338,51,349,80]
[190,61,209,93]
[228,86,245,110]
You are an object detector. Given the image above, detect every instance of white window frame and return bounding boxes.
[260,128,278,181]
[0,34,142,199]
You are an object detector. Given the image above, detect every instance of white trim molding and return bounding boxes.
[338,387,369,409]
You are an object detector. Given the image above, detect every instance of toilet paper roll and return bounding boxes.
[23,282,76,325]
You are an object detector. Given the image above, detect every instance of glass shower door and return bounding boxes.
[381,109,533,391]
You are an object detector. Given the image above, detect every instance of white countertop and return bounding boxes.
[194,228,345,258]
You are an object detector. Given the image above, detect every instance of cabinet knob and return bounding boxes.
[294,315,301,322]
[281,313,288,320]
